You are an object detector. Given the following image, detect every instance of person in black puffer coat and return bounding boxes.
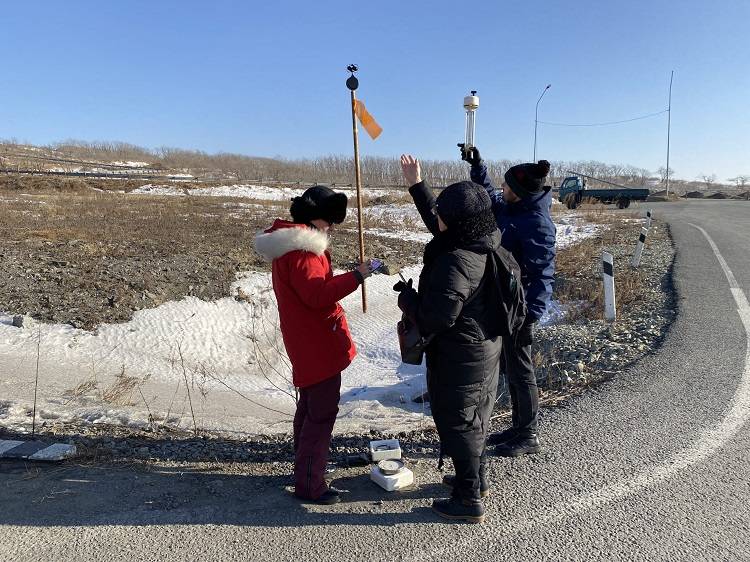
[395,154,506,524]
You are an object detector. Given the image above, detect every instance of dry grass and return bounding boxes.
[0,179,425,328]
[64,367,151,408]
[100,368,146,406]
[553,211,648,321]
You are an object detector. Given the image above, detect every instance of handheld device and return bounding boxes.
[369,258,384,273]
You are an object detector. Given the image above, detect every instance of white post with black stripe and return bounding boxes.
[645,209,653,229]
[631,227,649,268]
[0,439,76,461]
[602,251,616,322]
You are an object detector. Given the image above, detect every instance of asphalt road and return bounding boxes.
[1,200,749,562]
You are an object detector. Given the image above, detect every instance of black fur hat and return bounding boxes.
[290,185,348,225]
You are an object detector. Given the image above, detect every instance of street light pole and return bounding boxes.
[665,70,674,197]
[533,84,551,161]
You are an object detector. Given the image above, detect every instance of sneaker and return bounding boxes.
[441,474,489,498]
[432,497,485,524]
[295,488,341,505]
[486,427,518,446]
[493,433,541,457]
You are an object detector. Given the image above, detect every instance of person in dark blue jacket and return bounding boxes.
[461,146,556,456]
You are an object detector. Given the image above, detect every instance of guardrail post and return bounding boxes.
[631,227,648,268]
[602,251,616,321]
[645,209,653,228]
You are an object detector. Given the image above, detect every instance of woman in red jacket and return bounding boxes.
[255,185,371,505]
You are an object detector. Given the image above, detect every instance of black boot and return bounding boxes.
[486,426,518,446]
[493,433,541,457]
[432,497,485,523]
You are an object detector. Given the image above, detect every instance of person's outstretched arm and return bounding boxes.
[289,253,370,309]
[462,146,504,211]
[400,154,441,236]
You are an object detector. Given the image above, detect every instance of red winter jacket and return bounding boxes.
[254,219,360,388]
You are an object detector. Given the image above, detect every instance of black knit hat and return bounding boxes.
[504,160,551,200]
[435,181,492,227]
[290,185,348,225]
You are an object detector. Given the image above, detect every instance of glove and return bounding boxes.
[459,145,482,167]
[397,285,419,315]
[516,318,536,347]
[393,278,413,293]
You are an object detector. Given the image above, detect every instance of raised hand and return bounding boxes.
[459,145,482,166]
[400,154,422,186]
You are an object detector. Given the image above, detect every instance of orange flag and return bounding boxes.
[353,99,382,140]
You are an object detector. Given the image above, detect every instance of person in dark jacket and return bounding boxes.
[397,154,505,523]
[461,147,556,456]
[255,185,372,505]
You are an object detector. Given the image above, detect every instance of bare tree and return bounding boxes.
[698,173,717,190]
[728,175,750,188]
[657,166,675,185]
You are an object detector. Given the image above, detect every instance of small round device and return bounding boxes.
[377,459,404,475]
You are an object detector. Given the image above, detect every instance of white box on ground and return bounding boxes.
[369,439,401,461]
[370,465,414,491]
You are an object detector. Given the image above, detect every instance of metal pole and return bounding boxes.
[666,70,674,197]
[534,84,551,161]
[347,66,367,313]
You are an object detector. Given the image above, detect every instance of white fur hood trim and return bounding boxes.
[254,226,329,261]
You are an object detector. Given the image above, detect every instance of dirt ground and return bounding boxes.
[0,177,423,329]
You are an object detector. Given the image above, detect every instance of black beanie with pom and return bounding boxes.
[504,160,551,200]
[290,185,348,225]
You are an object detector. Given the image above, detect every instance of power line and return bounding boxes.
[537,109,669,127]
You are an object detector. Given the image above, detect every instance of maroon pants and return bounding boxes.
[293,373,341,500]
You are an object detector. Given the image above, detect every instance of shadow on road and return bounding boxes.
[0,458,447,527]
[0,427,447,528]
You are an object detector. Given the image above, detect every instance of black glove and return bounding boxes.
[516,317,536,347]
[397,285,419,315]
[393,278,413,293]
[459,144,482,166]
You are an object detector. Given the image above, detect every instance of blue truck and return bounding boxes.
[558,172,650,209]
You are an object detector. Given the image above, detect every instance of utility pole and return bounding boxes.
[534,84,551,161]
[665,71,674,197]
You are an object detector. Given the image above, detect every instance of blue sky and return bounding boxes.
[2,1,748,180]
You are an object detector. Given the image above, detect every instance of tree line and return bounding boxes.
[2,139,745,191]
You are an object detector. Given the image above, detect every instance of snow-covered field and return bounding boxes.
[131,183,404,200]
[0,186,601,437]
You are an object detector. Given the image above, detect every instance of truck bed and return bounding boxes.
[581,188,650,200]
